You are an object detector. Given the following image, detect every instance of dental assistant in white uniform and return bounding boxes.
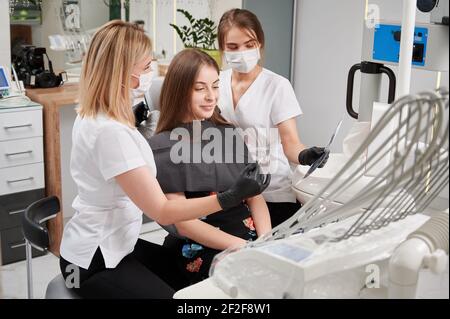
[218,9,329,227]
[58,20,269,299]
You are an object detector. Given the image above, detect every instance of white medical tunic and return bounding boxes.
[219,68,302,203]
[60,114,156,269]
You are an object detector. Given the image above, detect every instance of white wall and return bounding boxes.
[211,0,242,25]
[0,0,11,74]
[294,0,366,151]
[129,0,154,40]
[29,0,78,71]
[293,0,449,151]
[37,0,66,72]
[80,0,109,31]
[31,0,110,72]
[33,0,109,43]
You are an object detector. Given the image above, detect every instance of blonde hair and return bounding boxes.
[78,20,152,127]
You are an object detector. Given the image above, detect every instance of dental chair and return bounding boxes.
[22,196,80,299]
[144,75,164,112]
[139,75,182,236]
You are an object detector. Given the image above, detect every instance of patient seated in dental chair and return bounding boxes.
[147,49,272,287]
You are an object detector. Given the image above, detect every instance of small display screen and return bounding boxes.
[0,67,10,89]
[259,243,312,263]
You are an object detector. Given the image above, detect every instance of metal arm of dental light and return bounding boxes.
[253,90,447,245]
[208,89,448,299]
[300,96,445,229]
[297,94,448,236]
[389,210,449,299]
[387,89,450,298]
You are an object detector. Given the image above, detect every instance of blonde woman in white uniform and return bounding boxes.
[59,20,269,299]
[218,9,329,227]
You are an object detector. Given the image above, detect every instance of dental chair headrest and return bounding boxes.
[144,76,164,112]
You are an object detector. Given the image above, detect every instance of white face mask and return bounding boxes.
[131,71,154,99]
[224,48,261,73]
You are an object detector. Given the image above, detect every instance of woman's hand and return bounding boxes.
[217,163,271,210]
[132,101,149,127]
[246,195,272,236]
[298,147,329,167]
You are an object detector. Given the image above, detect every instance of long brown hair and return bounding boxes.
[218,9,265,53]
[78,20,152,128]
[156,49,229,133]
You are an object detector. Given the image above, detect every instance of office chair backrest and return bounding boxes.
[22,196,60,251]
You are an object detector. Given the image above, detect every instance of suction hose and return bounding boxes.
[409,211,449,254]
[388,211,449,298]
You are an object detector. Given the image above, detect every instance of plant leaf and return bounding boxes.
[178,8,194,24]
[170,9,218,50]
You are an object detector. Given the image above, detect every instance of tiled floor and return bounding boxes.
[0,223,168,299]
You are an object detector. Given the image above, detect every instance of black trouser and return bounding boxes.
[60,239,188,299]
[267,201,302,228]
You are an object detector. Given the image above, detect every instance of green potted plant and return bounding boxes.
[170,9,221,67]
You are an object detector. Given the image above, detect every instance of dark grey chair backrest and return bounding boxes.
[22,196,60,251]
[21,196,60,299]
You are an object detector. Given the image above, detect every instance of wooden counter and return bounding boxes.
[26,83,79,256]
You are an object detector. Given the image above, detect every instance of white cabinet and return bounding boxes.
[0,109,43,141]
[0,104,46,265]
[0,137,44,169]
[0,105,45,197]
[0,162,45,196]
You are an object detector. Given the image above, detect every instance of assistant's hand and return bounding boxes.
[298,147,329,167]
[132,101,149,127]
[217,163,271,210]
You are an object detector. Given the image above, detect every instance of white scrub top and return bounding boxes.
[60,114,156,269]
[219,68,302,203]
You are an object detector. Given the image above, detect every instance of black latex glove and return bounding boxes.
[132,101,150,127]
[217,163,271,210]
[298,147,329,168]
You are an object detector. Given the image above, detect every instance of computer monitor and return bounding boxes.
[0,66,11,95]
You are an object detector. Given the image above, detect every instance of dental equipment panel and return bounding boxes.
[348,1,449,123]
[209,89,449,299]
[372,25,428,67]
[362,21,449,72]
